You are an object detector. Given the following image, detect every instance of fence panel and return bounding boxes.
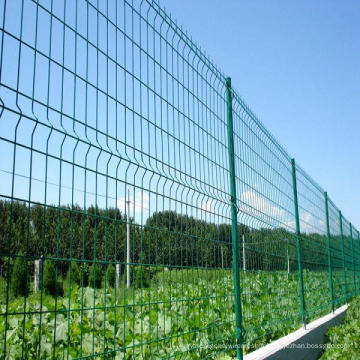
[294,166,332,320]
[355,229,360,292]
[0,0,237,358]
[0,0,359,359]
[327,198,347,308]
[231,92,302,352]
[342,217,356,299]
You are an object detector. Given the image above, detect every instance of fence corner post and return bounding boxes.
[291,158,306,328]
[324,192,334,313]
[225,77,243,360]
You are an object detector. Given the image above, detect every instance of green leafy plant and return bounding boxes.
[320,295,360,359]
[80,263,89,287]
[0,269,349,359]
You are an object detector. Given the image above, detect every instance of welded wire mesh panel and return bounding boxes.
[342,217,356,299]
[0,0,238,358]
[231,92,301,352]
[0,0,359,359]
[355,229,360,293]
[294,166,331,320]
[327,198,346,307]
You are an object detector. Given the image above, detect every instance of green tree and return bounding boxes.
[11,256,29,297]
[88,263,102,288]
[64,262,81,293]
[43,259,57,296]
[133,265,150,288]
[106,264,116,287]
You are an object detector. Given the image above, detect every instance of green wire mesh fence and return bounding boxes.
[0,0,358,359]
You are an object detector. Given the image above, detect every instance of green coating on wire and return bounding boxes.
[0,0,359,359]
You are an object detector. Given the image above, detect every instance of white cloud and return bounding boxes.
[299,212,325,234]
[300,212,312,226]
[117,190,150,223]
[239,190,292,229]
[201,199,214,212]
[240,190,285,217]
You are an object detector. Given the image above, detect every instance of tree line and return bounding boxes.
[0,200,337,278]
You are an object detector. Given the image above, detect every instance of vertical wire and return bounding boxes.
[41,0,55,356]
[4,0,24,356]
[66,0,79,358]
[113,0,119,352]
[52,0,68,357]
[35,0,46,353]
[91,0,101,356]
[123,0,128,353]
[103,0,110,354]
[79,0,91,356]
[27,0,40,357]
[21,0,34,356]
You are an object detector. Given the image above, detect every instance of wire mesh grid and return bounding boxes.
[0,0,358,359]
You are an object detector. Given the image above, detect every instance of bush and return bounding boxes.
[43,260,57,296]
[106,264,116,287]
[11,256,29,297]
[64,262,80,294]
[133,266,154,288]
[88,263,102,288]
[152,268,232,286]
[133,266,148,288]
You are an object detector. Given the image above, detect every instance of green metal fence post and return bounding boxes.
[350,223,356,296]
[225,77,243,360]
[324,192,334,313]
[339,211,348,303]
[291,158,306,328]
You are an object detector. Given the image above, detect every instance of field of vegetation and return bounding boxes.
[320,295,360,359]
[0,267,334,360]
[0,200,353,359]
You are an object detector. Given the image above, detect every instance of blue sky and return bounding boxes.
[161,0,360,227]
[0,0,358,232]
